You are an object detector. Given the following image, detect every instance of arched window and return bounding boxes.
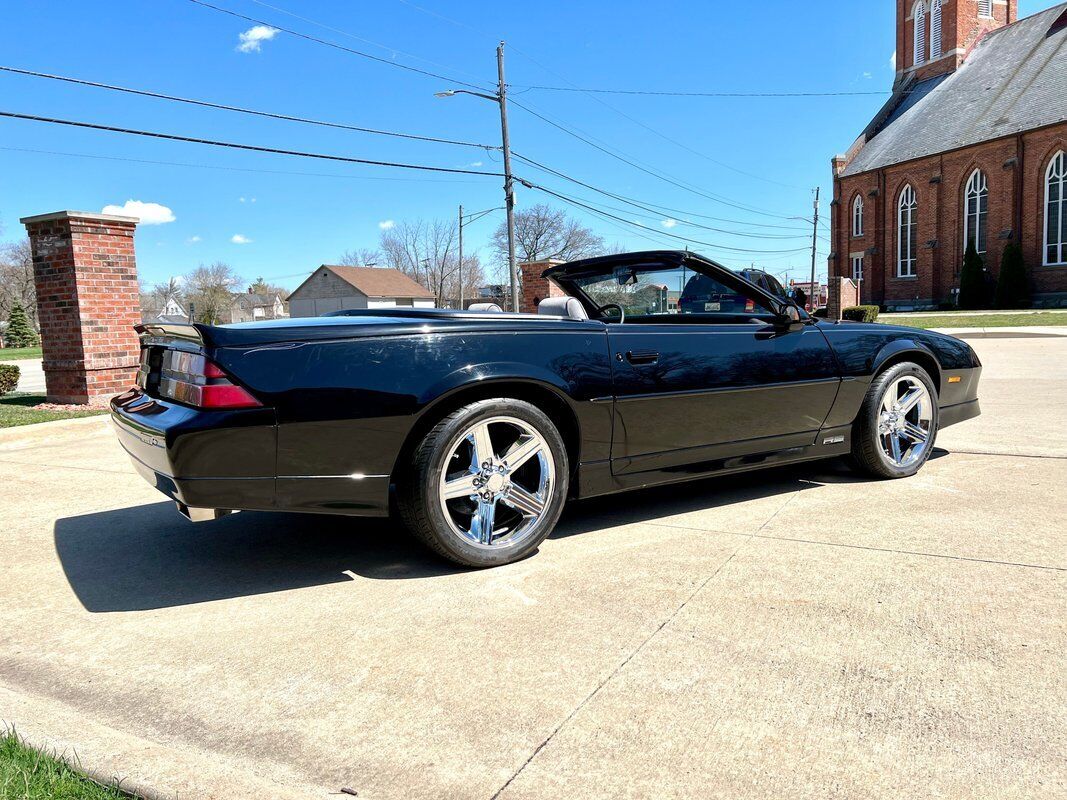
[898,185,918,278]
[931,0,943,60]
[1046,151,1066,266]
[914,1,927,66]
[978,0,993,17]
[852,195,864,237]
[964,169,988,255]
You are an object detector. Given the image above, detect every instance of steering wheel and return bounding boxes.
[599,303,626,324]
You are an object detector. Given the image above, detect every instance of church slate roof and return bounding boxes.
[842,3,1067,177]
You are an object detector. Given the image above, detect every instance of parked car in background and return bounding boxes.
[112,251,982,568]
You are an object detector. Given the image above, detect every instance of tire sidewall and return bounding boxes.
[864,363,939,478]
[418,399,569,567]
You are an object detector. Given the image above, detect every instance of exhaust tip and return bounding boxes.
[175,502,237,522]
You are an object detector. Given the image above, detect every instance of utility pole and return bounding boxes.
[809,187,820,312]
[457,203,464,310]
[496,42,519,313]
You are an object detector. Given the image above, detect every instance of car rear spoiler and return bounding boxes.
[134,322,209,349]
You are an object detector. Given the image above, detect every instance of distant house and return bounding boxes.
[142,296,189,325]
[229,291,288,323]
[286,265,435,318]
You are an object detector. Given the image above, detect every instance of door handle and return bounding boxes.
[626,350,660,365]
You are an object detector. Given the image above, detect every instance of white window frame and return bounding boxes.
[931,0,943,60]
[964,169,989,256]
[1045,151,1066,266]
[898,185,919,278]
[851,255,864,283]
[978,0,993,18]
[914,0,927,66]
[852,195,864,237]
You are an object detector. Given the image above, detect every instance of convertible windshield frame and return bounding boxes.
[543,250,796,322]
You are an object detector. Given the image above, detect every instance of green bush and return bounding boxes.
[993,242,1031,309]
[0,364,19,395]
[5,303,39,348]
[958,242,987,310]
[842,305,880,323]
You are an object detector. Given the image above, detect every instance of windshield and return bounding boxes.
[571,264,776,321]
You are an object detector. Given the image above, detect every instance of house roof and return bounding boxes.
[842,3,1067,177]
[289,265,435,300]
[231,292,283,310]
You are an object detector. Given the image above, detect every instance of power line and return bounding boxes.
[527,182,813,255]
[244,0,491,86]
[514,85,892,98]
[517,168,809,241]
[0,66,499,151]
[0,111,505,175]
[512,151,810,233]
[509,99,799,220]
[185,0,491,92]
[0,146,486,184]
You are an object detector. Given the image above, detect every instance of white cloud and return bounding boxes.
[661,218,678,229]
[378,219,395,230]
[862,71,872,79]
[101,200,175,225]
[468,161,483,167]
[890,50,897,71]
[239,196,257,203]
[186,235,201,244]
[231,234,252,244]
[236,25,278,54]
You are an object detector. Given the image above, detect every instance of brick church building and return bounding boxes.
[829,1,1067,310]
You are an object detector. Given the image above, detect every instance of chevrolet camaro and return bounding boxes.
[111,251,982,567]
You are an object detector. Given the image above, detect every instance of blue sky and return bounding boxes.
[0,0,1057,290]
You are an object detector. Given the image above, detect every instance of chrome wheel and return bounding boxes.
[877,375,933,468]
[438,415,555,549]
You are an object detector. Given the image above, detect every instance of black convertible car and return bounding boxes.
[112,251,981,567]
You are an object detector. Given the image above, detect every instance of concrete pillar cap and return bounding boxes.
[20,210,139,225]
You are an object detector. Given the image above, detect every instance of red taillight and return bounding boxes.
[745,298,755,312]
[159,352,262,409]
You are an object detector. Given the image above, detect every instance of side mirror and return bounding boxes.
[773,304,804,330]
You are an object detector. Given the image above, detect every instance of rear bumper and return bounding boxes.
[110,389,278,511]
[110,389,391,516]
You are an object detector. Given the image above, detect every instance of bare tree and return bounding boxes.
[491,204,604,268]
[337,247,382,267]
[140,277,185,318]
[379,219,483,307]
[0,238,37,330]
[183,262,242,323]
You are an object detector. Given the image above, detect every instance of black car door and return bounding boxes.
[607,278,839,476]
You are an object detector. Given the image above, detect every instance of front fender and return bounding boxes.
[872,338,941,383]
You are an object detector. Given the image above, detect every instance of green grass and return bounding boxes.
[1,730,137,799]
[0,347,42,361]
[0,393,107,429]
[884,312,1067,330]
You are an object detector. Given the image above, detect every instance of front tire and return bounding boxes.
[398,399,569,567]
[850,362,939,479]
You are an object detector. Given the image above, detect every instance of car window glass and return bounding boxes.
[573,266,775,323]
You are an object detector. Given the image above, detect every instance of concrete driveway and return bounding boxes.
[0,333,1063,800]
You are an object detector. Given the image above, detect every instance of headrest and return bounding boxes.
[537,296,589,320]
[468,302,503,313]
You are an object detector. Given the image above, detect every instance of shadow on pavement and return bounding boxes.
[54,503,460,613]
[55,455,947,612]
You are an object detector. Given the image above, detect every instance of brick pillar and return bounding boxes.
[827,277,860,320]
[20,211,141,405]
[519,259,566,314]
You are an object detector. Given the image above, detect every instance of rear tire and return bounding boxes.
[850,362,939,479]
[398,398,569,567]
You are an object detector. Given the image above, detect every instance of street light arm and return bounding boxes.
[435,88,501,103]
